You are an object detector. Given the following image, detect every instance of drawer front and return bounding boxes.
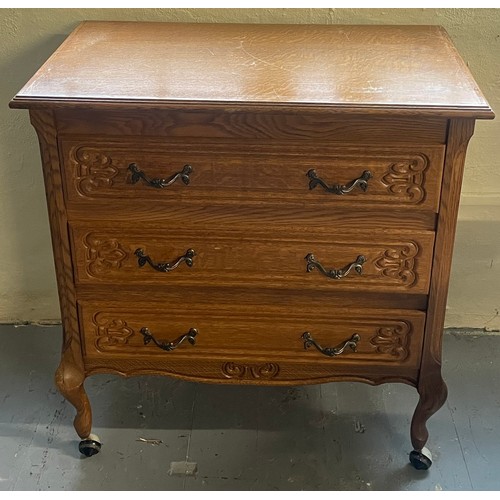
[60,139,445,211]
[79,301,425,370]
[71,226,435,294]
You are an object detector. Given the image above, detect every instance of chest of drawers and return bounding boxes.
[10,21,493,469]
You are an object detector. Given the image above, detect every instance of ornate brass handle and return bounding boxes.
[305,253,366,280]
[302,332,360,357]
[307,169,372,194]
[140,327,198,351]
[128,163,192,188]
[135,248,196,273]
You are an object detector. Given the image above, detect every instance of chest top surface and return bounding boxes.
[10,21,493,118]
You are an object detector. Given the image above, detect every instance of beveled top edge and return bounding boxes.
[10,21,494,119]
[8,96,495,119]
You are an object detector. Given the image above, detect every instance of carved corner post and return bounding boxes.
[411,118,475,452]
[29,110,92,439]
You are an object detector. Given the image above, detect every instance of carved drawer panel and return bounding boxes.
[71,225,435,294]
[79,300,425,372]
[60,138,445,211]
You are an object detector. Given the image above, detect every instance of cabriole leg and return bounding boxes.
[55,355,101,457]
[409,371,448,470]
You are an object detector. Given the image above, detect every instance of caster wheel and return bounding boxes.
[79,433,102,457]
[409,446,432,470]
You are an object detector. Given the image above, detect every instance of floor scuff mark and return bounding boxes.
[168,461,197,476]
[354,420,366,433]
[136,437,163,446]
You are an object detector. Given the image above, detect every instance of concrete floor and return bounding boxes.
[0,324,499,491]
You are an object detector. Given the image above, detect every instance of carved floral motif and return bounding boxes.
[374,242,419,287]
[73,147,118,195]
[221,362,280,380]
[380,154,429,203]
[84,234,128,276]
[93,315,134,351]
[370,322,411,360]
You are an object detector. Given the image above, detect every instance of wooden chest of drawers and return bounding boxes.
[10,22,493,469]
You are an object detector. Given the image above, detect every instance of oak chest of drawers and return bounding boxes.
[10,21,493,468]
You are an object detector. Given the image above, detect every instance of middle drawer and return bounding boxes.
[71,225,434,294]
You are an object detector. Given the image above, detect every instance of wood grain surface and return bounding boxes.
[29,110,92,439]
[55,109,449,144]
[60,138,445,211]
[410,119,476,451]
[10,22,493,118]
[74,285,429,313]
[83,357,419,387]
[78,301,425,366]
[70,225,435,294]
[65,202,437,232]
[79,299,424,388]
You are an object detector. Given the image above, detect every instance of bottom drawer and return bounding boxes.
[79,300,425,383]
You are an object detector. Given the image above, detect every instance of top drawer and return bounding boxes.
[59,138,445,211]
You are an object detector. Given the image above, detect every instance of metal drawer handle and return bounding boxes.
[135,248,196,273]
[305,253,366,280]
[307,169,372,194]
[128,163,192,188]
[302,332,360,357]
[140,327,198,351]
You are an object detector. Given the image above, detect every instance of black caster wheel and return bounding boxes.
[79,433,102,457]
[409,446,432,470]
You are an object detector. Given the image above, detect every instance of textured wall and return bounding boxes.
[1,8,499,329]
